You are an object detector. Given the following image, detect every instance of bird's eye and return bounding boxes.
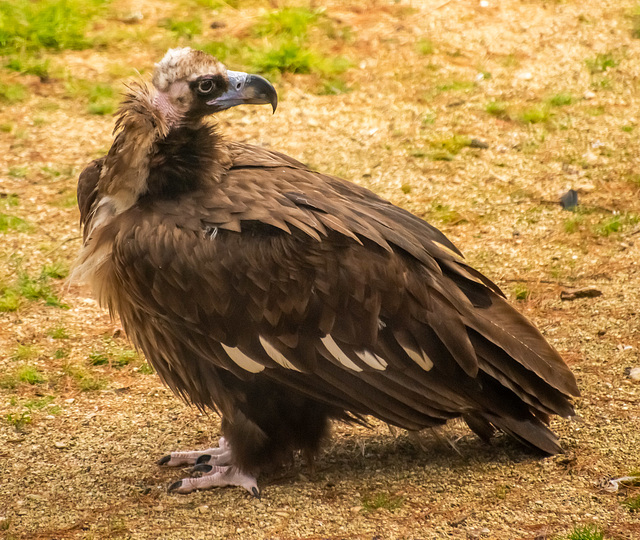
[197,79,215,95]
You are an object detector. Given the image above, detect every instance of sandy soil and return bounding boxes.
[1,1,639,538]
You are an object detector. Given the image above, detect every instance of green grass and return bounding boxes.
[252,7,321,39]
[0,82,27,103]
[0,213,31,233]
[12,344,39,361]
[137,362,155,375]
[48,325,70,339]
[0,267,68,312]
[486,100,510,119]
[17,365,46,385]
[548,92,574,107]
[87,83,117,115]
[1,193,20,206]
[89,345,139,368]
[566,524,604,540]
[585,52,619,74]
[593,213,639,237]
[8,166,28,178]
[416,38,434,55]
[435,79,474,93]
[624,494,640,512]
[65,79,118,116]
[63,363,107,391]
[512,284,531,301]
[429,202,465,225]
[197,7,352,90]
[23,396,56,410]
[361,492,404,512]
[42,261,69,279]
[632,4,640,39]
[564,214,584,234]
[519,104,551,124]
[5,411,32,431]
[425,134,473,160]
[621,125,634,133]
[5,54,51,80]
[158,17,202,39]
[0,0,107,52]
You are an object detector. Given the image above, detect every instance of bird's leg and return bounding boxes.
[168,465,260,497]
[158,437,260,496]
[157,436,232,467]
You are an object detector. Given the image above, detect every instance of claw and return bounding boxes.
[251,486,261,499]
[196,454,211,464]
[168,480,183,492]
[191,463,213,475]
[157,455,171,466]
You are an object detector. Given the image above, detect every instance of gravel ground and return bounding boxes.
[1,0,639,538]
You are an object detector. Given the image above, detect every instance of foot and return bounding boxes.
[168,465,260,497]
[157,437,232,467]
[158,437,259,496]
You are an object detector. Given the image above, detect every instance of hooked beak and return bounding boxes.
[207,71,278,113]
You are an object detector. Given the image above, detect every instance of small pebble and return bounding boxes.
[627,367,640,381]
[197,505,209,514]
[54,441,67,449]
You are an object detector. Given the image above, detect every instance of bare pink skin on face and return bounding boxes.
[152,91,184,128]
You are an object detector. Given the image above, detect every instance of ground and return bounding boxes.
[1,0,640,538]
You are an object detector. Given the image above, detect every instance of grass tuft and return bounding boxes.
[18,365,45,384]
[252,7,321,39]
[585,52,619,74]
[486,100,509,119]
[48,325,70,339]
[548,92,574,107]
[158,17,202,39]
[0,0,107,52]
[624,494,640,512]
[416,38,434,55]
[566,524,604,540]
[137,362,155,375]
[0,82,28,103]
[362,492,404,512]
[87,83,117,115]
[593,213,639,236]
[0,213,30,233]
[426,134,473,160]
[519,105,551,124]
[512,284,531,301]
[564,214,584,234]
[12,344,38,361]
[5,54,51,80]
[5,411,32,431]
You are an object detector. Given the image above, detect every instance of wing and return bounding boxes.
[77,157,104,239]
[106,153,579,452]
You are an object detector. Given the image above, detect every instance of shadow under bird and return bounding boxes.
[74,47,580,497]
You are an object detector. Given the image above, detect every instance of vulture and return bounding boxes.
[74,47,579,497]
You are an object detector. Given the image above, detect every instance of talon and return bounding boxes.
[158,455,171,466]
[196,454,211,464]
[168,480,183,492]
[251,486,261,499]
[191,463,213,474]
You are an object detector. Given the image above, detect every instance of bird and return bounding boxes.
[74,47,580,497]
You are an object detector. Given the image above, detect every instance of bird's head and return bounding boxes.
[151,47,277,125]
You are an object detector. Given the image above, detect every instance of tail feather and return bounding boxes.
[481,412,563,455]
